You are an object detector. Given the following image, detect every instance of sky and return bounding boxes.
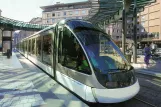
[0,0,87,22]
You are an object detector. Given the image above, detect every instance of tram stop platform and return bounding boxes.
[0,52,88,107]
[131,55,161,78]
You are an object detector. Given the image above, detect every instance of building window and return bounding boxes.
[57,12,61,17]
[141,29,145,32]
[47,13,50,17]
[47,19,50,23]
[127,31,129,34]
[69,11,72,15]
[132,30,134,32]
[78,17,82,19]
[127,25,130,28]
[137,28,139,31]
[141,21,145,26]
[68,5,73,9]
[82,10,86,14]
[113,29,115,32]
[75,11,79,15]
[52,13,55,17]
[64,7,68,9]
[52,18,55,23]
[64,12,66,16]
[141,16,145,21]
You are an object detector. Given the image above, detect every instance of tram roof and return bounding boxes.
[84,0,156,25]
[0,16,49,30]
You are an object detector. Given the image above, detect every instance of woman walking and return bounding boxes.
[144,44,151,68]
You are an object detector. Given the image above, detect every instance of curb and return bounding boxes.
[135,69,161,78]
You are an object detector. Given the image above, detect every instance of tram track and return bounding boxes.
[137,75,161,92]
[134,73,161,107]
[134,97,158,107]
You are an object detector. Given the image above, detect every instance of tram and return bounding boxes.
[17,19,140,103]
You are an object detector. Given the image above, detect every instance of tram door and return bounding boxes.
[57,26,89,99]
[52,29,57,78]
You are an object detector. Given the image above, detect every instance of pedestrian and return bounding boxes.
[144,44,151,68]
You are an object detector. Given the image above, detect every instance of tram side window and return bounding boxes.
[28,39,32,55]
[26,41,28,52]
[21,42,23,52]
[31,38,36,56]
[42,34,52,65]
[36,36,42,61]
[23,41,25,52]
[25,41,27,52]
[58,28,91,74]
[22,42,25,52]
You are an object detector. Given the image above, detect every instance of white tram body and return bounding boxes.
[17,19,140,103]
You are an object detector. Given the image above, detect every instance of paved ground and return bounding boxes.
[131,55,161,78]
[0,52,88,107]
[0,52,160,107]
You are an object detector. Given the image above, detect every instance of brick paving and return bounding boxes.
[0,52,88,107]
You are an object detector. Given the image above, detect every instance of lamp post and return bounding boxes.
[133,0,137,63]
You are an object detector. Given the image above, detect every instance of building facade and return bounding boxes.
[106,0,161,48]
[106,21,122,42]
[40,1,90,24]
[29,17,42,24]
[138,0,161,42]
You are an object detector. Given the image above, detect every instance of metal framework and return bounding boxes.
[0,16,49,30]
[85,0,156,26]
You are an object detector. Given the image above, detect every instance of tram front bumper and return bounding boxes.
[92,80,140,103]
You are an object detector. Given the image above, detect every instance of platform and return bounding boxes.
[0,52,88,107]
[131,55,161,78]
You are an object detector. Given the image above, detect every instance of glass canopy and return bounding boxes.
[84,0,156,25]
[0,16,49,30]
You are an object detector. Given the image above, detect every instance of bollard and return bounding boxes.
[7,49,10,59]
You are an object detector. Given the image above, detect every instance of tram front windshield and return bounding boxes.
[67,20,136,88]
[75,27,130,71]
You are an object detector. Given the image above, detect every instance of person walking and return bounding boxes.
[144,44,151,68]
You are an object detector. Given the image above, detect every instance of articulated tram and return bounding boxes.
[17,19,140,103]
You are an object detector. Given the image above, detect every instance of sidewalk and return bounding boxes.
[0,52,88,107]
[131,55,161,78]
[0,52,23,70]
